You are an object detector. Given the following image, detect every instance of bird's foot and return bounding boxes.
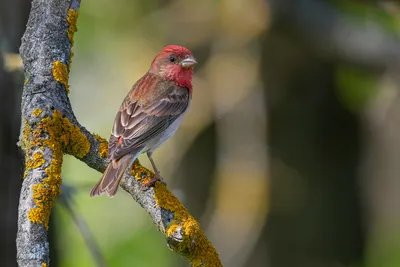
[141,172,166,190]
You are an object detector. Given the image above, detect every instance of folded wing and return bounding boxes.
[108,81,190,161]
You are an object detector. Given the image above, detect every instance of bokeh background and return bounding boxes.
[2,0,400,266]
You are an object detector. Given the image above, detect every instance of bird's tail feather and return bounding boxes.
[90,155,134,198]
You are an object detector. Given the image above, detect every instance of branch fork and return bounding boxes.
[17,0,221,266]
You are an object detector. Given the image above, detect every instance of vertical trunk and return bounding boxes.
[0,1,57,266]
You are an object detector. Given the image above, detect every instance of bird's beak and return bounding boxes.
[181,56,197,69]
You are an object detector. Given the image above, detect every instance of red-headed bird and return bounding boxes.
[90,45,197,197]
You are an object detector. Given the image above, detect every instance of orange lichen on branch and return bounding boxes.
[131,159,153,184]
[24,109,90,228]
[22,121,43,178]
[37,110,90,159]
[21,119,31,149]
[28,156,62,229]
[66,9,79,73]
[41,263,47,267]
[24,71,31,85]
[63,123,91,159]
[68,50,74,72]
[130,160,222,266]
[154,184,222,266]
[93,134,109,158]
[67,9,78,45]
[51,9,79,93]
[52,61,69,93]
[27,142,62,229]
[32,108,42,117]
[24,152,46,178]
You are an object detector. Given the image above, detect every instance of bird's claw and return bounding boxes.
[141,173,166,190]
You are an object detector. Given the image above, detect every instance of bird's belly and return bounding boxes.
[144,114,185,152]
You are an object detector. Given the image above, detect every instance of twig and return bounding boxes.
[59,184,108,267]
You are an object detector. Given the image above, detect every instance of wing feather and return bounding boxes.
[109,80,190,160]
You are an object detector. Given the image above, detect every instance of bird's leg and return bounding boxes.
[142,151,166,190]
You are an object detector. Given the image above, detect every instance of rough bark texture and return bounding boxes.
[17,0,221,266]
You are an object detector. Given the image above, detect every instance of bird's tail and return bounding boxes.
[90,155,134,198]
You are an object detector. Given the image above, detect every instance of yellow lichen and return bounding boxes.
[67,9,79,73]
[131,161,221,266]
[52,61,69,93]
[68,50,74,72]
[67,9,78,44]
[32,108,42,117]
[22,122,41,178]
[28,172,62,229]
[24,71,31,85]
[50,9,79,93]
[27,144,62,229]
[42,110,90,158]
[21,119,31,149]
[42,263,47,267]
[25,110,90,228]
[93,134,108,158]
[155,185,221,266]
[131,160,153,184]
[63,124,91,159]
[24,152,46,178]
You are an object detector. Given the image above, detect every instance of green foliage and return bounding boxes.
[366,230,400,267]
[329,0,400,35]
[335,64,378,112]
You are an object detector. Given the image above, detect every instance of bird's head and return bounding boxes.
[150,45,197,89]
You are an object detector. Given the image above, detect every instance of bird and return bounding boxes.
[90,45,197,197]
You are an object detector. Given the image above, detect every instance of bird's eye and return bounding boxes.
[169,56,176,63]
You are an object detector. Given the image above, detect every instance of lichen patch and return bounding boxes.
[66,9,79,73]
[154,184,221,266]
[129,160,221,266]
[24,110,90,228]
[52,61,69,93]
[32,108,42,118]
[93,134,109,158]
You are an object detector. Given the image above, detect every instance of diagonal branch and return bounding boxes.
[17,0,222,266]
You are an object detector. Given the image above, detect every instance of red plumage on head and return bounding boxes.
[150,45,195,90]
[161,45,193,56]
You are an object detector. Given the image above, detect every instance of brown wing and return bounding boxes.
[108,81,190,161]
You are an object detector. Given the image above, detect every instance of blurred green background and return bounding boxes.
[2,0,400,266]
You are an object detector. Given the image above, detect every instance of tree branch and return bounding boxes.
[17,0,222,266]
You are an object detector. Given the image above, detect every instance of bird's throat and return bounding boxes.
[162,65,193,90]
